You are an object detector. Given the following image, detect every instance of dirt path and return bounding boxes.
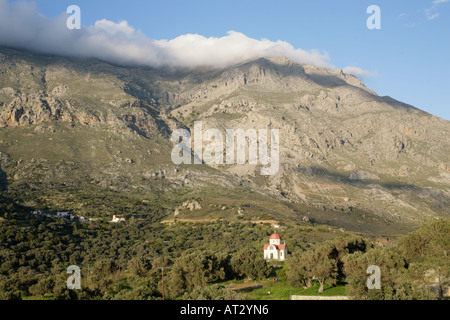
[162,218,280,225]
[161,218,220,224]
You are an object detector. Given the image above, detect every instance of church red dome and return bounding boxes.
[270,233,281,240]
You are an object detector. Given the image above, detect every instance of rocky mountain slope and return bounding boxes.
[0,46,448,233]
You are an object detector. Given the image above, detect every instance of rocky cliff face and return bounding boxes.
[0,47,448,233]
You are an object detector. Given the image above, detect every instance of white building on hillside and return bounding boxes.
[111,215,125,223]
[264,233,287,261]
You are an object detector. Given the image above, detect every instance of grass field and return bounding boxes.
[223,263,346,300]
[22,294,54,300]
[224,279,346,300]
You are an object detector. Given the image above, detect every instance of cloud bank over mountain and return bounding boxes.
[343,66,375,78]
[0,0,369,75]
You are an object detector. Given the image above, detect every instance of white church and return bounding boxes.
[263,233,288,261]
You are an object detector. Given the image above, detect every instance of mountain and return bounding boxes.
[0,46,449,234]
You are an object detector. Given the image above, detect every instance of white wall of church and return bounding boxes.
[264,234,287,261]
[270,238,281,245]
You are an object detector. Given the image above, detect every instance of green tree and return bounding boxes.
[112,273,160,300]
[286,249,312,289]
[396,218,449,298]
[127,256,153,277]
[344,247,434,300]
[86,259,120,292]
[287,243,338,292]
[166,251,227,298]
[310,242,338,293]
[329,235,371,282]
[230,248,272,280]
[182,284,243,300]
[29,277,54,297]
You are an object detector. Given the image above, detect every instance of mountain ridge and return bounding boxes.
[0,46,448,234]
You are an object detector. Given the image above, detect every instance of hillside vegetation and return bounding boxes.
[0,196,447,300]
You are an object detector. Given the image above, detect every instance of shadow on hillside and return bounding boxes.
[305,73,349,88]
[299,166,423,192]
[235,284,263,293]
[0,168,7,191]
[378,96,423,114]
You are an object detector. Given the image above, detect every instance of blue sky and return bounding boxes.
[10,0,450,120]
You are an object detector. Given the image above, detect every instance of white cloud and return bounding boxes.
[425,8,440,20]
[92,19,136,36]
[155,31,334,69]
[343,66,375,78]
[0,0,339,70]
[425,0,449,20]
[398,13,416,27]
[432,0,449,4]
[400,1,448,25]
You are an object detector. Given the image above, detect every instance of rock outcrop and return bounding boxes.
[0,46,449,232]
